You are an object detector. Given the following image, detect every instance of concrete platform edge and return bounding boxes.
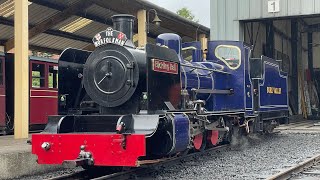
[0,150,61,179]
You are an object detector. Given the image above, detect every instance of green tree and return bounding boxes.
[176,7,199,23]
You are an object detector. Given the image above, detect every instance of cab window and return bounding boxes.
[215,45,241,70]
[48,65,58,88]
[182,47,197,62]
[32,63,45,88]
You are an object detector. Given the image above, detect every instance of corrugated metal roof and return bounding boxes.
[0,0,15,18]
[30,33,91,50]
[1,7,55,27]
[0,24,13,39]
[44,0,80,7]
[85,4,117,21]
[28,3,59,24]
[52,15,110,38]
[71,21,110,38]
[52,15,79,29]
[0,0,210,53]
[59,17,93,33]
[53,0,209,36]
[0,0,7,4]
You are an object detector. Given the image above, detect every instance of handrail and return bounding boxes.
[181,63,231,75]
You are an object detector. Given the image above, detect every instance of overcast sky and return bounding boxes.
[147,0,210,27]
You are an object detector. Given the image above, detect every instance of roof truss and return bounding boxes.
[5,0,94,51]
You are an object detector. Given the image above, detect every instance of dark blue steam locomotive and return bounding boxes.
[32,14,288,168]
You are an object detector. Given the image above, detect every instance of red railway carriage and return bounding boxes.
[29,57,58,126]
[0,53,58,134]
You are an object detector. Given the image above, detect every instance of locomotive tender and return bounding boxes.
[32,14,288,168]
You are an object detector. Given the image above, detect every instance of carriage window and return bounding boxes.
[48,65,58,88]
[215,45,241,70]
[182,47,197,62]
[32,63,45,88]
[0,60,3,85]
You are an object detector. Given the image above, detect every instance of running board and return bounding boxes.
[191,88,234,95]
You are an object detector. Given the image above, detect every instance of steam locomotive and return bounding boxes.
[32,14,288,168]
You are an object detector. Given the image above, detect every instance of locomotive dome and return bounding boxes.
[156,33,182,56]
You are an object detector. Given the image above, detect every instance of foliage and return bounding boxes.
[32,71,40,88]
[31,51,54,58]
[48,73,54,88]
[32,71,57,88]
[176,7,199,23]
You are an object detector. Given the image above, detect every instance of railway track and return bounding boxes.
[45,144,230,180]
[267,153,320,180]
[46,170,90,180]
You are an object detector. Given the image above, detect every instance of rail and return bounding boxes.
[266,153,320,180]
[45,144,230,180]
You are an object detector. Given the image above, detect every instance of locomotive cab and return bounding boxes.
[181,41,203,62]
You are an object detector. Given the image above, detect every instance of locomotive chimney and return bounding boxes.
[111,14,135,42]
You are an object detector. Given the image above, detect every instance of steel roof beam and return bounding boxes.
[5,0,94,51]
[0,16,92,43]
[0,38,63,54]
[45,29,92,43]
[29,0,113,25]
[29,45,62,54]
[0,16,14,26]
[30,0,158,39]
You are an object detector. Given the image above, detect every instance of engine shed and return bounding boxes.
[211,0,320,120]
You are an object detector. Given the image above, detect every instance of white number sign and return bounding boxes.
[268,0,280,13]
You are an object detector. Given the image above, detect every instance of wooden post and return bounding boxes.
[14,0,29,139]
[199,34,208,60]
[308,32,314,81]
[137,9,147,47]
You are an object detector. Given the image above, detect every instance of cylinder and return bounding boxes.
[111,14,135,42]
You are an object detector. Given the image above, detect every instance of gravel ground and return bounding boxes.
[137,133,320,180]
[18,133,320,180]
[16,167,83,180]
